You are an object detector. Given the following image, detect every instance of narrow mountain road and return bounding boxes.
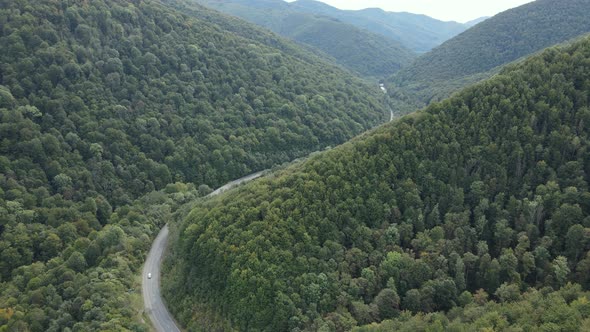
[208,171,265,196]
[142,171,265,332]
[379,83,394,122]
[142,225,181,332]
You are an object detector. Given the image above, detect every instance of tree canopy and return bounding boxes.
[0,0,389,330]
[165,36,590,331]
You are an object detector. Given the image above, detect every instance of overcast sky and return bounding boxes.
[288,0,535,23]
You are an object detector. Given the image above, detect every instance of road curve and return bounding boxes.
[142,224,181,332]
[142,171,265,331]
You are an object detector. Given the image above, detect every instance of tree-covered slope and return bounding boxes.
[165,37,590,331]
[0,0,389,330]
[291,0,468,53]
[194,0,416,78]
[388,0,590,105]
[279,13,416,78]
[354,285,590,331]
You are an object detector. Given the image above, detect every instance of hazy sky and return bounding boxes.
[288,0,535,23]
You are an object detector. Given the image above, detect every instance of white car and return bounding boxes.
[148,273,152,279]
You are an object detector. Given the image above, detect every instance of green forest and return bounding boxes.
[388,0,590,106]
[194,0,417,78]
[288,0,468,53]
[3,0,590,331]
[164,37,590,331]
[0,0,390,330]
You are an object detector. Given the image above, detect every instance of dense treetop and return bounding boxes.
[388,0,590,105]
[0,0,389,329]
[165,36,590,331]
[354,285,590,331]
[194,0,417,78]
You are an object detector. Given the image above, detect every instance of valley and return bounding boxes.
[163,35,590,331]
[387,0,590,107]
[1,0,590,331]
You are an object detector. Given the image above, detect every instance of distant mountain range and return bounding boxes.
[193,0,426,78]
[290,0,469,53]
[387,0,590,106]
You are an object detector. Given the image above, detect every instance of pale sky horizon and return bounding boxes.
[286,0,536,23]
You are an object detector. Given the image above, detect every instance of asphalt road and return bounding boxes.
[142,170,265,331]
[208,171,265,197]
[142,224,181,332]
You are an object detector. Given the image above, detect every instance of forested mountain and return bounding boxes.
[0,0,390,330]
[388,0,590,106]
[194,0,417,78]
[164,36,590,331]
[290,0,468,53]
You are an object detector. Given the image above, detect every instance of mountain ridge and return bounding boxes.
[387,0,590,106]
[291,0,468,53]
[193,0,417,78]
[164,33,590,332]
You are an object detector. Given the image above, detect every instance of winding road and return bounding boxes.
[142,95,389,330]
[142,225,180,332]
[142,171,265,331]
